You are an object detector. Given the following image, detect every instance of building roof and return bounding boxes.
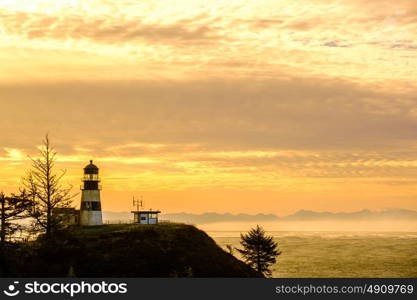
[131,211,162,214]
[84,160,99,174]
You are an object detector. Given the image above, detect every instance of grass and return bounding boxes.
[74,222,191,238]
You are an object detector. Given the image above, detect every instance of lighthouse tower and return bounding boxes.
[80,160,103,226]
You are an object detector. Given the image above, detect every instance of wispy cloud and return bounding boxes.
[0,10,222,45]
[1,77,416,152]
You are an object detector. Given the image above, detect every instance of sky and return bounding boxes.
[0,0,417,215]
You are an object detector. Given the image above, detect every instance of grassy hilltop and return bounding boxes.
[7,223,261,278]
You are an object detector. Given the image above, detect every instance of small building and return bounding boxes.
[132,210,161,225]
[52,207,79,226]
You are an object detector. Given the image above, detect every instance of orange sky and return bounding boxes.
[1,0,417,215]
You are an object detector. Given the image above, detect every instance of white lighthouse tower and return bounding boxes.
[80,160,103,226]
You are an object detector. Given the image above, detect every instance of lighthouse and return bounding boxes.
[80,160,103,226]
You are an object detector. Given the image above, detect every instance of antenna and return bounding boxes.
[133,196,144,211]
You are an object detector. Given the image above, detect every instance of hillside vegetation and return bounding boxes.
[4,223,261,278]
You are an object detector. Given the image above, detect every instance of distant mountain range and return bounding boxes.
[161,212,279,224]
[281,209,417,221]
[102,211,278,224]
[103,209,417,224]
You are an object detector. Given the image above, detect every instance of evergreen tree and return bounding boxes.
[0,191,32,246]
[0,191,32,276]
[237,225,281,277]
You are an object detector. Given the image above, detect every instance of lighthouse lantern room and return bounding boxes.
[80,160,103,226]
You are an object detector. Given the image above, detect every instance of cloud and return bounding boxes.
[323,41,350,48]
[0,10,222,45]
[3,73,417,190]
[390,43,417,50]
[241,18,285,29]
[1,76,417,186]
[1,77,417,153]
[282,20,320,31]
[1,0,416,83]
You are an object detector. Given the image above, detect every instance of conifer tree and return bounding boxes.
[0,191,31,246]
[237,225,281,277]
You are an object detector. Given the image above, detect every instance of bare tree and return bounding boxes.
[0,191,32,246]
[21,135,76,238]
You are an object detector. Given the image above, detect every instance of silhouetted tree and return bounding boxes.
[0,191,32,246]
[0,190,32,277]
[237,225,281,277]
[21,135,76,238]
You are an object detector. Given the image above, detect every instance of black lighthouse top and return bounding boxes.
[84,160,99,174]
[82,160,100,190]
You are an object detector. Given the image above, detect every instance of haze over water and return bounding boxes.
[210,230,417,278]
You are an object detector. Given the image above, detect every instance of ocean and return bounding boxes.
[208,231,417,278]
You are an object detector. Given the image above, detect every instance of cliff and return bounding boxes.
[14,224,262,278]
